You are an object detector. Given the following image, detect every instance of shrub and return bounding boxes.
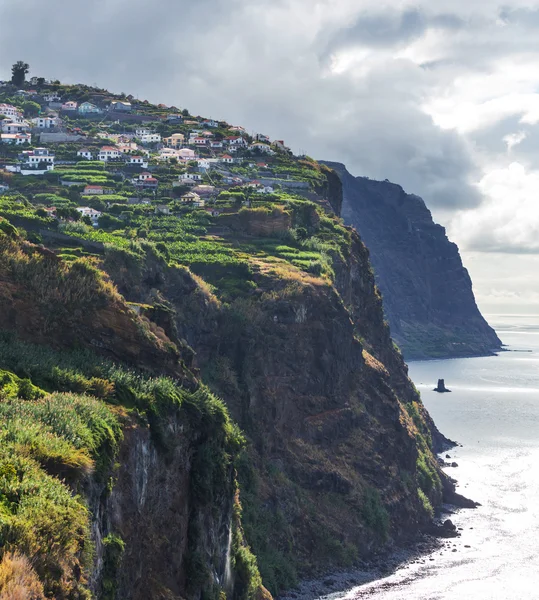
[361,487,389,539]
[0,552,45,600]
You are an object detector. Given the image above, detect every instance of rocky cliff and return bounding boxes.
[0,168,461,600]
[100,198,458,596]
[323,162,502,359]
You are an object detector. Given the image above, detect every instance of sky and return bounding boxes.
[1,0,538,315]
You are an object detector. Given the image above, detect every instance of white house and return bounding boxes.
[210,141,224,149]
[0,104,23,120]
[135,128,151,137]
[250,142,274,154]
[220,154,234,164]
[226,136,248,147]
[77,148,94,160]
[110,101,132,112]
[128,156,149,168]
[197,159,211,171]
[255,133,270,142]
[177,148,196,160]
[32,116,57,129]
[78,102,102,115]
[43,94,61,103]
[1,133,31,145]
[192,137,208,147]
[61,101,78,111]
[20,148,55,172]
[202,119,219,128]
[139,132,161,144]
[98,146,121,161]
[179,172,202,182]
[2,121,29,134]
[76,207,102,224]
[260,186,275,194]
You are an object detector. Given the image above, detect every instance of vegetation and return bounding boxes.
[11,61,29,87]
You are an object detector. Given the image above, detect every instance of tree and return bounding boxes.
[11,61,30,87]
[22,101,40,118]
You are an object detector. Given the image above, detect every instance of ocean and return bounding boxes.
[331,314,539,600]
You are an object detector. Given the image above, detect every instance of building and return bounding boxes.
[76,207,101,224]
[32,116,57,129]
[77,148,94,160]
[110,100,132,112]
[2,121,29,134]
[250,142,274,154]
[173,177,197,187]
[134,172,158,190]
[179,172,202,182]
[139,132,161,145]
[163,133,185,148]
[181,191,202,204]
[23,148,55,169]
[1,133,32,145]
[43,93,61,103]
[177,148,196,160]
[220,154,234,164]
[61,101,78,111]
[78,102,102,115]
[98,146,121,161]
[226,136,248,147]
[0,104,23,120]
[0,183,9,193]
[202,119,219,128]
[210,141,224,149]
[83,185,103,195]
[127,156,149,168]
[192,185,216,197]
[154,205,171,215]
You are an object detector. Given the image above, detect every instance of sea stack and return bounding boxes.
[434,379,451,393]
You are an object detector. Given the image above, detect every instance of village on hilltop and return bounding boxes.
[0,64,325,223]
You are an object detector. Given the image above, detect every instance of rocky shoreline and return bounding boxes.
[277,513,475,600]
[278,451,478,600]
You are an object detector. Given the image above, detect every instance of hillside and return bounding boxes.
[0,78,462,600]
[324,162,502,359]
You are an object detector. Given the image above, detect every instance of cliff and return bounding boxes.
[323,162,502,359]
[98,199,457,595]
[1,165,459,599]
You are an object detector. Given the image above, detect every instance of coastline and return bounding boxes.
[276,526,455,600]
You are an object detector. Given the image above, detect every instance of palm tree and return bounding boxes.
[11,61,30,87]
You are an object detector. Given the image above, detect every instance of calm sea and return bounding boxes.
[332,314,539,600]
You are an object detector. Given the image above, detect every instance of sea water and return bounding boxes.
[332,315,539,600]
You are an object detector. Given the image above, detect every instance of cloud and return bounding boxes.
[0,0,538,234]
[449,162,539,253]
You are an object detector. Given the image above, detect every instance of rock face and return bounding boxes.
[102,204,458,596]
[322,162,502,359]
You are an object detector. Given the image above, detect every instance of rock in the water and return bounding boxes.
[434,378,451,393]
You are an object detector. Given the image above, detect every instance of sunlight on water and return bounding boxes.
[329,315,539,600]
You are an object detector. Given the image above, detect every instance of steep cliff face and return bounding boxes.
[323,162,502,359]
[0,167,460,599]
[101,201,455,596]
[0,231,268,600]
